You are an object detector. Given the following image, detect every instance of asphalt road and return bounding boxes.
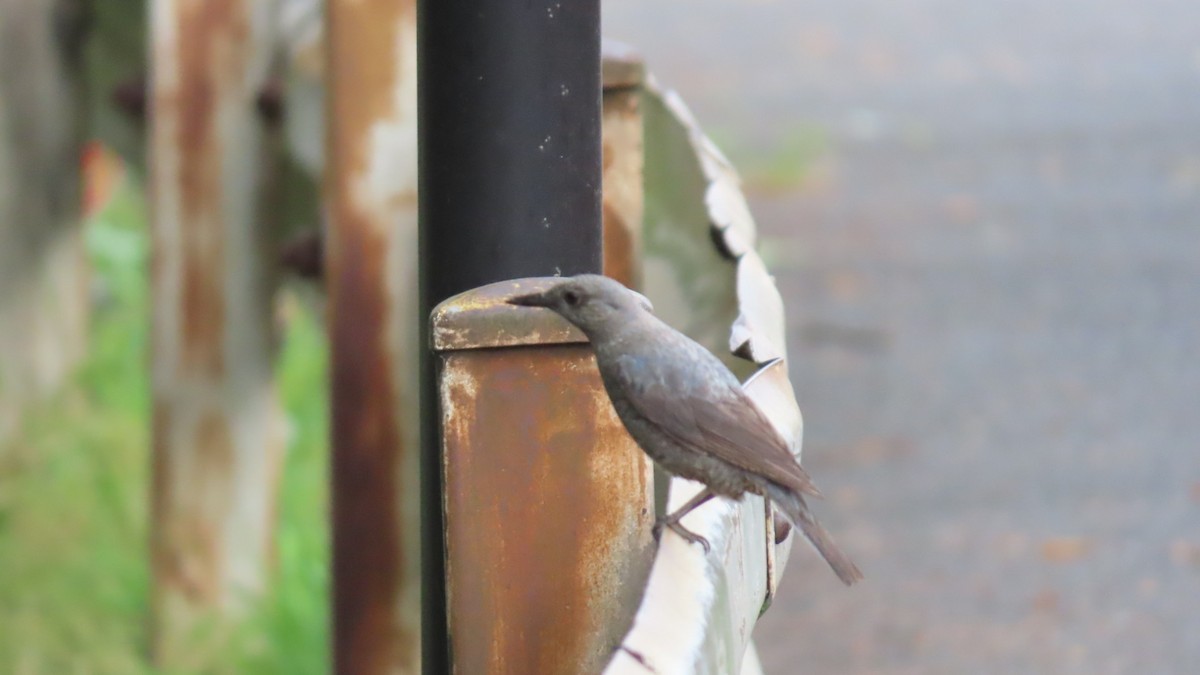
[605,1,1200,672]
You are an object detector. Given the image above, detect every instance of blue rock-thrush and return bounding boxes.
[509,274,862,585]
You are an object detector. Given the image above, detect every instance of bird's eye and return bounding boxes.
[563,290,580,306]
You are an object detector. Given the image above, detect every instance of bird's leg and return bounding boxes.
[653,488,716,553]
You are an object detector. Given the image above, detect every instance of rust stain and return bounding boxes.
[329,175,404,675]
[170,0,252,375]
[575,357,655,655]
[442,348,651,674]
[151,408,235,608]
[171,518,220,604]
[326,0,417,672]
[601,88,643,291]
[188,410,235,603]
[194,407,235,515]
[602,200,635,288]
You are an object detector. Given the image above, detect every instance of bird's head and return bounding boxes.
[507,274,653,335]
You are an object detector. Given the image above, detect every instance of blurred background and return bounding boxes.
[606,0,1200,672]
[1,0,1198,673]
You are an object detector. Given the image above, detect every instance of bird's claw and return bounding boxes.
[653,517,711,554]
[669,522,711,553]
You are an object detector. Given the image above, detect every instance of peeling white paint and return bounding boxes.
[355,25,418,212]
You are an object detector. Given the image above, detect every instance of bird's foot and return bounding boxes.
[669,521,711,554]
[653,517,711,554]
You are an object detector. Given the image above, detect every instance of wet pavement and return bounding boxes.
[606,1,1200,672]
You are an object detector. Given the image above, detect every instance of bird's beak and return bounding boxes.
[507,290,554,308]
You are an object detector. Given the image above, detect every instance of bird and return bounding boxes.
[508,274,862,585]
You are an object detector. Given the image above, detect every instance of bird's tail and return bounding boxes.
[766,482,863,586]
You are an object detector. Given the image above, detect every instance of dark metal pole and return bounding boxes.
[418,1,603,671]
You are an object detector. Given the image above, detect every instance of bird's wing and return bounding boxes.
[613,353,821,498]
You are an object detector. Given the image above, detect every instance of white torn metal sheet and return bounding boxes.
[604,479,768,675]
[652,83,757,259]
[639,81,743,376]
[706,179,756,259]
[731,251,788,364]
[741,643,766,675]
[646,79,790,370]
[608,81,806,673]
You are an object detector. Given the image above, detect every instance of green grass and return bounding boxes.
[0,178,330,673]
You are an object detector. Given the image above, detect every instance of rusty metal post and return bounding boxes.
[325,0,422,673]
[600,41,645,290]
[432,279,654,674]
[147,0,282,663]
[419,1,602,669]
